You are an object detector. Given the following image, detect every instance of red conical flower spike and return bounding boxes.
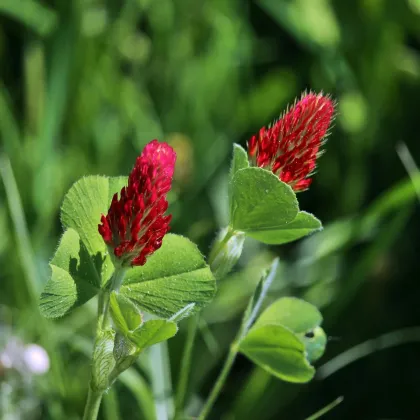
[98,140,176,266]
[247,92,335,192]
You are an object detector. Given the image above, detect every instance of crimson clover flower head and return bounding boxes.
[98,140,176,267]
[247,92,335,192]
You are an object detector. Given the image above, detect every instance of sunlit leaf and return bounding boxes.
[129,320,178,351]
[60,175,127,285]
[110,292,142,333]
[229,144,250,216]
[121,234,216,318]
[255,297,327,363]
[246,211,322,245]
[255,297,323,333]
[230,144,249,180]
[239,324,315,383]
[39,228,100,318]
[40,176,128,318]
[230,167,298,234]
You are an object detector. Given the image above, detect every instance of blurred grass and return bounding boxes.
[1,0,420,419]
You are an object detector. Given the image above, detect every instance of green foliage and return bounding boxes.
[240,297,326,383]
[110,292,142,333]
[229,144,250,217]
[40,176,215,322]
[247,211,322,245]
[230,167,298,231]
[110,290,178,353]
[239,324,315,383]
[121,234,216,318]
[0,0,57,36]
[229,167,321,245]
[40,175,125,318]
[2,0,420,418]
[128,320,178,350]
[169,303,196,322]
[61,175,126,285]
[229,144,249,182]
[39,228,100,318]
[255,297,323,333]
[255,297,327,363]
[260,0,340,49]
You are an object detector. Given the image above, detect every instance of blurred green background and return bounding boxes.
[1,0,420,419]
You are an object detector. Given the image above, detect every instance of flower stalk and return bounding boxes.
[83,288,112,420]
[174,314,198,418]
[197,259,279,420]
[83,388,103,420]
[83,140,177,420]
[197,343,239,420]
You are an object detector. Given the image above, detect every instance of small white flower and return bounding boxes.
[23,344,50,375]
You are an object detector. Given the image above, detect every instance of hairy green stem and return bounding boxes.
[83,387,103,420]
[83,289,106,420]
[197,342,239,420]
[84,267,127,419]
[197,258,279,419]
[174,314,198,418]
[99,268,126,330]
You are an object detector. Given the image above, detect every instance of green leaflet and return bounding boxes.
[61,176,112,256]
[240,297,327,382]
[40,176,127,318]
[255,297,327,362]
[39,228,100,318]
[229,144,249,182]
[230,167,299,233]
[110,292,142,333]
[239,324,315,383]
[129,320,178,350]
[245,211,322,245]
[121,234,216,318]
[108,305,184,378]
[229,167,322,245]
[110,295,179,377]
[60,175,127,286]
[255,297,323,333]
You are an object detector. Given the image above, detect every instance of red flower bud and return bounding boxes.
[247,92,335,192]
[98,140,176,266]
